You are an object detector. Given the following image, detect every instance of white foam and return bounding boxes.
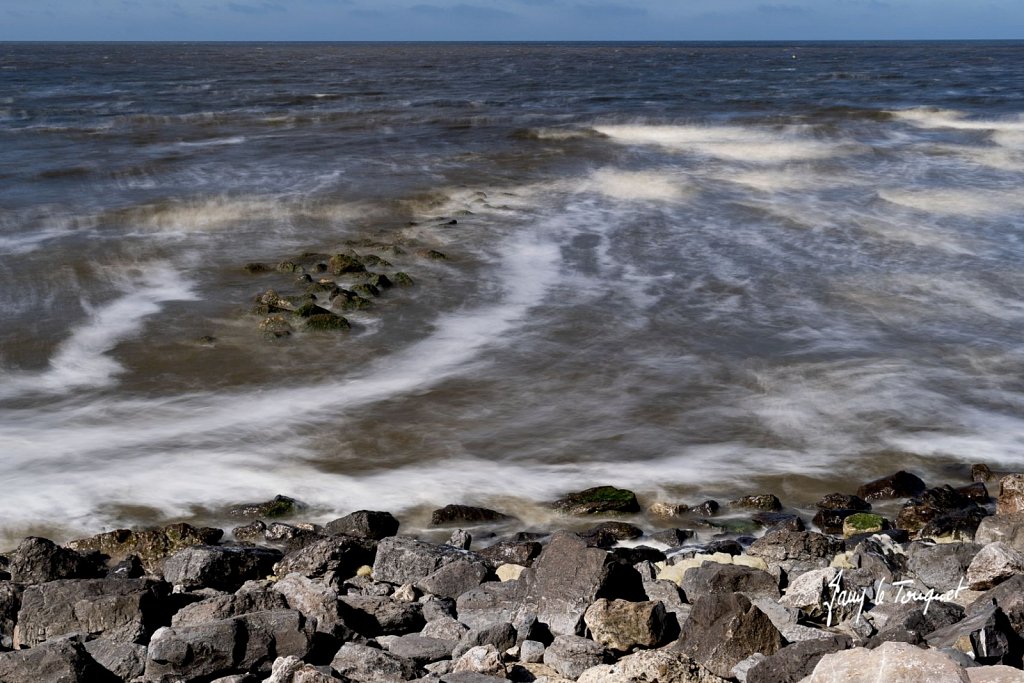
[893,108,1024,133]
[878,188,1024,217]
[581,168,691,202]
[594,124,846,164]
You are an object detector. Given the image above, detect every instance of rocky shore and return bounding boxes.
[3,469,1024,682]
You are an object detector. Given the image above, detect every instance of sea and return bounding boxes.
[2,41,1024,544]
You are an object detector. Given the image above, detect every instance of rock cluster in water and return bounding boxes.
[3,469,1024,682]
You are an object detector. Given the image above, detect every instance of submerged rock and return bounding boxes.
[729,494,782,512]
[228,495,305,519]
[551,486,641,516]
[430,505,512,526]
[857,470,926,501]
[327,253,366,275]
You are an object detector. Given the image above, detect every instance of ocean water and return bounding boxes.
[3,42,1024,544]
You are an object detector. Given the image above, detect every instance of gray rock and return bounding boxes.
[550,486,641,515]
[967,542,1024,590]
[926,602,1022,666]
[576,646,728,683]
[750,596,834,643]
[263,523,323,549]
[996,474,1024,515]
[583,598,672,652]
[857,471,927,501]
[324,511,400,540]
[431,505,511,526]
[331,642,419,682]
[477,540,543,568]
[907,541,981,592]
[274,535,376,580]
[676,592,783,679]
[273,573,354,638]
[422,616,469,641]
[266,655,336,683]
[84,639,147,681]
[163,545,282,591]
[453,622,517,658]
[172,587,289,627]
[373,537,491,587]
[441,673,506,683]
[0,583,21,650]
[416,559,493,600]
[451,644,506,676]
[803,641,969,682]
[866,601,966,648]
[449,530,472,551]
[422,595,458,621]
[338,595,426,636]
[730,494,782,511]
[543,635,610,680]
[649,528,696,546]
[455,579,530,631]
[0,636,117,683]
[746,530,843,572]
[968,574,1024,635]
[681,563,780,601]
[389,635,457,665]
[778,567,838,621]
[520,639,545,663]
[15,578,169,648]
[8,537,100,584]
[975,512,1024,550]
[644,578,689,623]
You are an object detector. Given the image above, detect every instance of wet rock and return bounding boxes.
[690,500,721,516]
[164,545,282,591]
[372,537,490,586]
[15,578,169,648]
[676,592,783,679]
[842,512,889,537]
[746,530,844,570]
[920,505,990,543]
[452,622,516,658]
[543,635,610,680]
[328,288,371,311]
[362,255,392,268]
[966,542,1024,590]
[449,529,472,550]
[925,602,1022,666]
[973,464,997,482]
[648,502,688,518]
[306,311,350,331]
[420,249,448,260]
[997,474,1024,515]
[389,634,456,665]
[351,283,380,298]
[274,534,376,580]
[816,493,872,511]
[751,511,802,530]
[812,508,857,535]
[478,540,542,567]
[8,537,102,584]
[551,486,641,515]
[328,253,366,275]
[576,646,728,683]
[259,315,294,339]
[959,482,991,502]
[330,642,419,682]
[705,539,745,556]
[430,505,511,526]
[338,595,426,636]
[415,558,494,600]
[252,288,293,315]
[975,512,1024,550]
[325,510,400,540]
[857,470,927,500]
[649,528,695,546]
[612,545,666,565]
[243,262,273,274]
[0,636,117,683]
[172,587,289,627]
[729,494,782,512]
[681,562,780,600]
[233,520,268,542]
[262,523,322,549]
[583,598,672,652]
[393,271,414,286]
[365,273,393,289]
[84,639,147,681]
[804,641,969,682]
[906,541,980,593]
[579,521,644,548]
[69,523,225,569]
[229,495,304,519]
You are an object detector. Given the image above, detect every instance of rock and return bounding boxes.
[577,646,728,683]
[351,283,379,298]
[543,635,609,680]
[478,540,542,567]
[816,493,871,511]
[8,537,101,584]
[583,598,671,652]
[926,602,1022,666]
[811,642,971,681]
[328,253,366,275]
[430,505,511,525]
[975,512,1024,550]
[649,528,695,546]
[449,529,472,550]
[388,635,456,665]
[233,520,268,542]
[752,512,803,532]
[84,639,147,681]
[528,532,645,636]
[453,622,516,658]
[550,486,641,515]
[328,289,371,312]
[452,644,506,677]
[305,311,350,331]
[454,580,528,631]
[0,636,117,683]
[842,512,889,537]
[778,567,839,620]
[689,500,721,516]
[68,523,225,568]
[648,502,688,518]
[997,474,1024,515]
[729,494,782,511]
[274,534,377,579]
[338,595,426,636]
[906,541,980,593]
[441,673,506,683]
[966,542,1024,590]
[365,274,394,290]
[612,545,666,565]
[920,506,990,543]
[172,585,289,627]
[393,582,418,602]
[681,562,780,601]
[372,537,491,587]
[421,616,469,642]
[857,470,927,500]
[263,523,323,548]
[163,545,282,591]
[14,578,169,648]
[746,530,844,570]
[273,573,354,638]
[578,521,644,549]
[415,559,493,600]
[644,579,689,623]
[676,592,783,679]
[323,511,399,540]
[393,272,414,286]
[812,508,857,535]
[867,601,966,648]
[228,494,303,519]
[745,635,851,683]
[520,640,545,664]
[968,574,1024,634]
[0,583,21,649]
[266,655,336,683]
[959,482,991,502]
[968,665,1024,682]
[330,642,419,682]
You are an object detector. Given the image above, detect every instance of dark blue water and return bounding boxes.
[2,42,1024,542]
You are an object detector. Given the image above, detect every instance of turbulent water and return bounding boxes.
[3,42,1024,544]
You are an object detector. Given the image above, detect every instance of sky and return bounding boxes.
[2,0,1022,41]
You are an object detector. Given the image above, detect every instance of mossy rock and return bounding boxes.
[251,288,291,315]
[294,302,333,318]
[330,289,372,311]
[305,280,340,294]
[551,485,641,515]
[393,272,414,287]
[362,254,393,268]
[228,494,305,519]
[366,273,393,289]
[419,249,448,260]
[259,315,294,334]
[328,253,366,275]
[351,283,380,298]
[67,523,223,568]
[843,512,889,537]
[729,494,783,512]
[276,261,303,274]
[306,313,350,331]
[243,262,273,274]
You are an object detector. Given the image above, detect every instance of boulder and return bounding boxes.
[746,530,843,571]
[172,585,289,627]
[816,493,871,511]
[421,616,469,642]
[388,634,456,665]
[430,506,511,525]
[920,506,990,543]
[729,494,782,511]
[455,579,530,632]
[15,578,169,648]
[842,513,889,537]
[338,595,425,636]
[228,495,304,519]
[272,573,354,638]
[803,641,969,682]
[676,593,783,679]
[968,574,1024,634]
[996,474,1024,515]
[325,511,400,540]
[330,642,418,682]
[576,646,728,683]
[266,655,336,683]
[8,537,101,584]
[0,583,20,650]
[372,537,490,586]
[84,639,147,681]
[579,521,644,548]
[543,635,610,680]
[415,558,493,600]
[164,545,282,591]
[583,598,671,652]
[649,528,696,546]
[452,622,517,658]
[906,541,980,593]
[262,523,323,549]
[0,636,117,683]
[966,542,1024,590]
[233,520,268,543]
[812,508,857,535]
[975,512,1024,550]
[681,562,780,601]
[327,253,366,275]
[477,540,542,567]
[274,535,376,580]
[68,523,224,568]
[926,602,1022,666]
[452,645,505,677]
[643,579,689,623]
[857,471,926,500]
[778,567,839,621]
[967,665,1024,682]
[745,634,851,683]
[867,600,966,648]
[550,486,640,515]
[520,639,545,664]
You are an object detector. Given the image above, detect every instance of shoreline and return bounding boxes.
[2,469,1024,682]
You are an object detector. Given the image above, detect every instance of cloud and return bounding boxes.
[409,3,518,20]
[572,3,647,18]
[227,1,285,14]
